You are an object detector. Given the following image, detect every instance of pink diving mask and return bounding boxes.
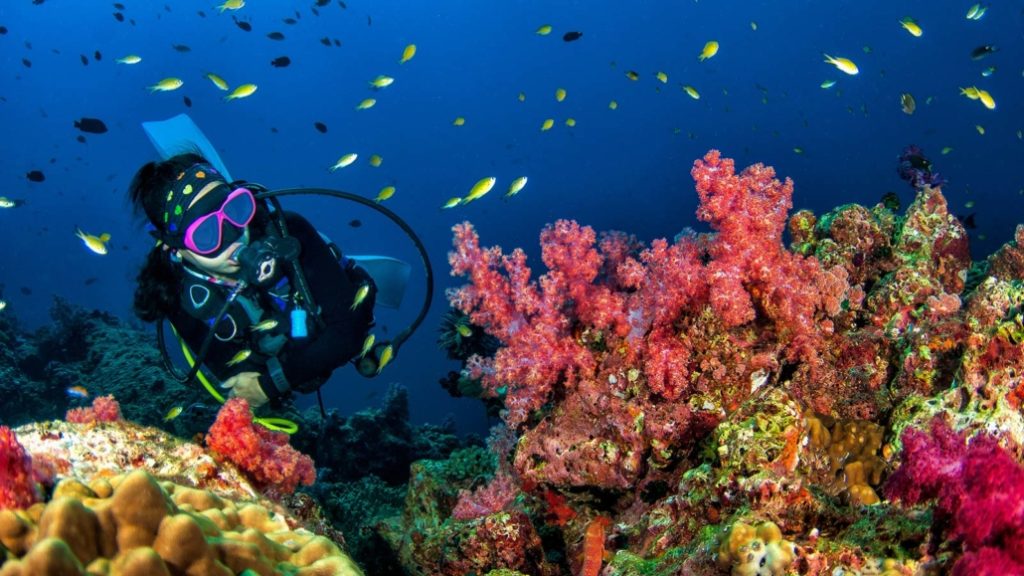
[182,187,256,255]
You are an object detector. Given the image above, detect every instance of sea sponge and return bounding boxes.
[0,469,362,576]
[717,520,795,576]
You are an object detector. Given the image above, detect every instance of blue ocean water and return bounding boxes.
[1,0,1021,436]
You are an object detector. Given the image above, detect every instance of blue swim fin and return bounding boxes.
[141,114,233,182]
[348,255,411,309]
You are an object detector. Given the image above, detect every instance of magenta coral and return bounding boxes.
[65,394,123,424]
[884,417,1024,575]
[205,398,316,496]
[0,426,40,510]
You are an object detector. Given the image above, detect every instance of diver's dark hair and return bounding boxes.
[128,152,207,322]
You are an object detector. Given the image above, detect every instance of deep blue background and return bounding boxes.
[1,1,1022,436]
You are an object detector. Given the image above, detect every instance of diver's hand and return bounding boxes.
[221,372,269,408]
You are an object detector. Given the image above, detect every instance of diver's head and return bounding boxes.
[129,154,255,277]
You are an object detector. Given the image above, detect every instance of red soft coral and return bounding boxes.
[885,417,1024,574]
[65,395,122,424]
[691,150,849,361]
[205,398,316,496]
[0,426,41,510]
[448,151,849,423]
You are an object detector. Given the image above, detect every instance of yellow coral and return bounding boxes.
[0,470,362,576]
[717,520,795,576]
[805,411,886,505]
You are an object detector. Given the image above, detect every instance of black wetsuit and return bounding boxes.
[169,212,376,403]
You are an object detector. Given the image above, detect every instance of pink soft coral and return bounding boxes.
[691,150,849,361]
[65,395,122,424]
[205,398,316,496]
[448,150,848,424]
[884,417,1024,575]
[0,426,41,510]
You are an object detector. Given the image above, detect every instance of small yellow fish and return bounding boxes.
[456,324,472,338]
[148,77,184,92]
[329,153,358,171]
[250,319,278,332]
[163,406,183,422]
[518,92,526,102]
[116,54,142,65]
[399,44,416,64]
[224,83,257,101]
[369,154,383,167]
[820,79,837,89]
[976,124,985,135]
[824,54,859,75]
[452,116,466,126]
[0,197,22,209]
[355,98,377,110]
[351,283,370,310]
[463,176,497,204]
[656,71,668,84]
[941,146,953,154]
[359,334,375,359]
[960,86,981,100]
[977,89,996,110]
[506,176,528,197]
[793,147,804,155]
[555,87,567,102]
[226,349,251,367]
[698,40,719,61]
[625,70,639,81]
[540,118,554,131]
[536,24,552,35]
[900,92,916,115]
[966,3,986,20]
[206,72,229,91]
[217,0,245,12]
[750,21,758,31]
[375,344,394,375]
[899,17,923,37]
[369,75,394,88]
[76,228,110,255]
[441,197,462,209]
[965,200,976,209]
[682,85,700,100]
[608,100,618,110]
[374,186,396,203]
[565,118,576,127]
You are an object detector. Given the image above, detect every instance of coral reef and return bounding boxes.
[0,468,361,575]
[0,298,207,432]
[0,421,362,575]
[415,149,1024,574]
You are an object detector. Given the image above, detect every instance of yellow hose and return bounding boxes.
[170,323,299,434]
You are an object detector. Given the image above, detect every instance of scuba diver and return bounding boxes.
[129,152,379,408]
[129,114,433,418]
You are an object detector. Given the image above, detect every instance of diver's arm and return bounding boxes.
[260,213,376,396]
[168,308,266,384]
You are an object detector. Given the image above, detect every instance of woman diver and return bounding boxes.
[129,152,379,409]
